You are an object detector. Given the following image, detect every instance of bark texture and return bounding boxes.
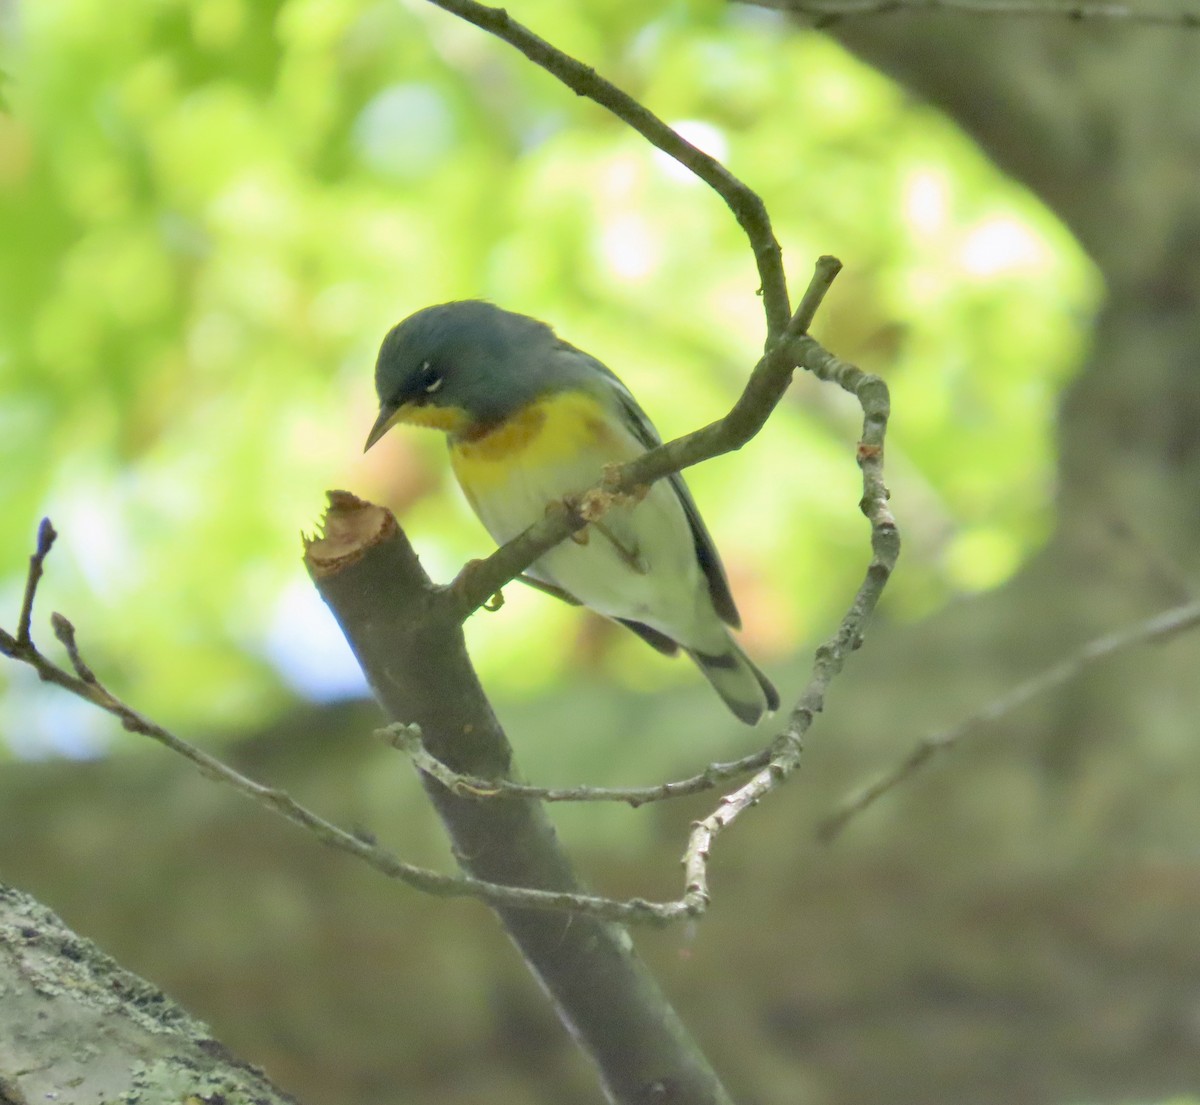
[0,884,298,1105]
[303,496,732,1105]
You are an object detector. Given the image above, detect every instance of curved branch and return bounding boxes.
[685,347,897,906]
[382,721,772,806]
[818,598,1200,842]
[426,0,792,337]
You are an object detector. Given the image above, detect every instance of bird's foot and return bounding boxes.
[451,559,505,612]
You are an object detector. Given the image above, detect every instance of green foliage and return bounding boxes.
[0,0,1096,748]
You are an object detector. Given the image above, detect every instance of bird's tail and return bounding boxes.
[686,636,779,726]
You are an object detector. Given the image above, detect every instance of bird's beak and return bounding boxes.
[363,404,400,453]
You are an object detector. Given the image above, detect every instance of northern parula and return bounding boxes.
[364,300,779,725]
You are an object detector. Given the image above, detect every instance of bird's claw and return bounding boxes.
[450,559,505,612]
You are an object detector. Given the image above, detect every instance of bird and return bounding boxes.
[363,300,779,725]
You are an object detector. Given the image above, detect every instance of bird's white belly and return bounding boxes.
[466,450,712,642]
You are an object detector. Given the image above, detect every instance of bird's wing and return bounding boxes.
[562,343,742,630]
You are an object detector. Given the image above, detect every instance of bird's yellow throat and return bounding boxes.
[388,403,470,435]
[448,390,621,493]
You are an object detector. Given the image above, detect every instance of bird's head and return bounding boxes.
[364,300,559,450]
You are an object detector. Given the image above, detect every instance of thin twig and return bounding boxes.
[683,352,897,906]
[817,599,1200,842]
[0,524,689,925]
[381,722,771,805]
[741,0,1200,28]
[50,613,98,684]
[791,255,843,332]
[17,518,56,646]
[425,0,792,338]
[452,256,844,616]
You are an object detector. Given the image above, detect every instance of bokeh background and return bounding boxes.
[2,1,1199,1103]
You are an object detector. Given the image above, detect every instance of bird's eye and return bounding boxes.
[419,360,443,395]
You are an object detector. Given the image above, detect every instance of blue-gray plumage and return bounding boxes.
[365,300,779,724]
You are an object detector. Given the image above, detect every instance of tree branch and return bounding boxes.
[381,722,772,806]
[818,598,1200,842]
[304,494,734,1104]
[684,346,897,906]
[0,521,719,927]
[15,517,55,646]
[426,0,792,338]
